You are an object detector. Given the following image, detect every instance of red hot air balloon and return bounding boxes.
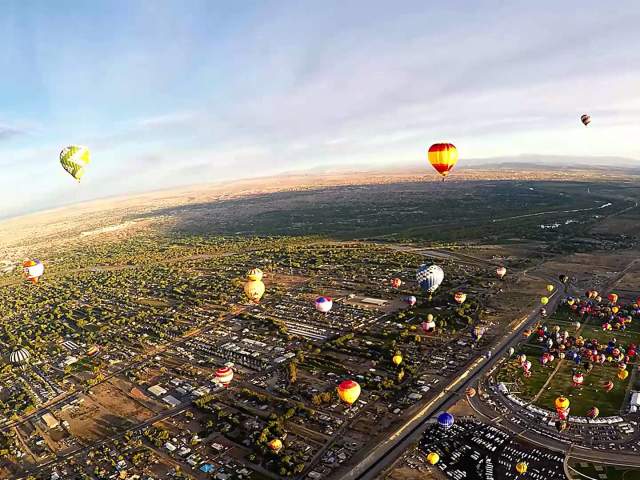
[428,143,458,180]
[215,367,234,387]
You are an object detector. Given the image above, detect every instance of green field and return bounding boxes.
[569,461,640,480]
[498,305,640,417]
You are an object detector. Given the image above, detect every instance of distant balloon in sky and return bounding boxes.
[428,143,458,180]
[496,266,507,279]
[60,145,91,181]
[581,114,591,126]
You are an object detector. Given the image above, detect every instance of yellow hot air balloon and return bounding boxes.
[612,306,619,314]
[60,145,91,181]
[392,353,403,366]
[546,284,554,293]
[555,396,570,410]
[247,268,263,281]
[618,369,629,380]
[337,380,361,405]
[426,452,440,465]
[540,296,549,305]
[244,280,265,303]
[428,143,458,180]
[516,462,528,474]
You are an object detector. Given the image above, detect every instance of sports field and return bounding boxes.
[497,305,640,417]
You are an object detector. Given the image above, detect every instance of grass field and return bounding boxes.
[569,461,640,480]
[498,305,640,417]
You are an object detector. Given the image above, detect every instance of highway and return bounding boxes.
[345,278,564,480]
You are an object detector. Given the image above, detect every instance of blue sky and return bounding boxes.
[1,0,640,216]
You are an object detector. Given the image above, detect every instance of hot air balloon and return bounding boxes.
[247,268,263,281]
[618,369,629,380]
[473,325,486,342]
[60,145,91,182]
[608,293,618,304]
[465,387,476,398]
[268,438,283,453]
[22,259,44,284]
[437,412,454,429]
[546,284,554,293]
[540,296,549,305]
[426,452,440,465]
[567,298,575,306]
[416,264,444,296]
[603,380,614,392]
[453,292,467,304]
[516,462,528,475]
[405,296,417,307]
[391,278,402,289]
[559,274,568,284]
[496,266,507,279]
[244,280,265,303]
[214,366,234,387]
[555,396,570,419]
[9,348,30,366]
[315,296,333,313]
[421,314,436,333]
[587,406,599,419]
[508,347,515,356]
[337,380,361,405]
[581,114,591,126]
[428,143,458,180]
[392,353,403,367]
[572,372,584,387]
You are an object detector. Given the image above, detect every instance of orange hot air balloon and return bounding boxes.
[268,438,283,453]
[555,396,570,410]
[428,143,458,180]
[608,293,618,304]
[453,292,467,304]
[337,380,361,405]
[391,278,402,289]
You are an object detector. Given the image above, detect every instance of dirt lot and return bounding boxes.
[59,379,156,442]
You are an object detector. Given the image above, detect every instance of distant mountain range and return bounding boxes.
[462,154,639,171]
[291,154,639,175]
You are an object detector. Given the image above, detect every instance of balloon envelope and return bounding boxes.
[428,143,458,178]
[437,411,454,429]
[315,296,333,313]
[337,380,361,405]
[60,145,91,181]
[416,264,444,294]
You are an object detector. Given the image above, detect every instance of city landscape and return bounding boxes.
[0,170,639,479]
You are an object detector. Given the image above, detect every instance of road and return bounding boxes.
[344,277,564,480]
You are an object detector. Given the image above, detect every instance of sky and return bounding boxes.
[1,0,640,217]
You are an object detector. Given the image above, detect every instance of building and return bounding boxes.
[41,412,60,429]
[148,384,168,397]
[361,298,387,306]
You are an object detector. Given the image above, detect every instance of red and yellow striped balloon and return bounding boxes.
[428,143,458,179]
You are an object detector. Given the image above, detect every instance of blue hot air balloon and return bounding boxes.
[416,264,444,296]
[437,411,454,429]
